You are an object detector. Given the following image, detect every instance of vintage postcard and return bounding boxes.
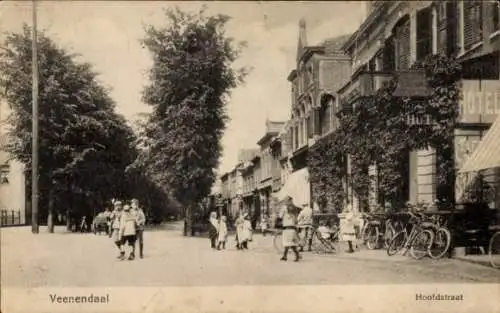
[1,1,499,312]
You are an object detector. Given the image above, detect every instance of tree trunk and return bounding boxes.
[183,205,193,237]
[47,189,54,233]
[66,209,71,231]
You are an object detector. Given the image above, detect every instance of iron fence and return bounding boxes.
[0,209,22,226]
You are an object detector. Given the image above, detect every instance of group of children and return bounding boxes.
[208,211,253,250]
[107,198,146,260]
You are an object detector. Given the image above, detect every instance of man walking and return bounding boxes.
[131,199,146,258]
[297,203,313,252]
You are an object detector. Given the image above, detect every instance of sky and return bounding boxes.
[0,1,364,176]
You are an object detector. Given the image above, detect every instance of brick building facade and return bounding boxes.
[337,0,500,212]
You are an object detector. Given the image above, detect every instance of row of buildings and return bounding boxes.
[216,0,500,225]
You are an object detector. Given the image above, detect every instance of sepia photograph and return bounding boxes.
[1,1,500,312]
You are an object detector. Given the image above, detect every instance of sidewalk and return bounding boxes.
[454,254,496,269]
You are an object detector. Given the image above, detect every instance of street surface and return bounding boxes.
[1,222,499,286]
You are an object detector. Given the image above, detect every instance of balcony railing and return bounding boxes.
[338,70,430,110]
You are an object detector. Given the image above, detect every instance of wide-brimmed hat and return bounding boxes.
[114,200,122,206]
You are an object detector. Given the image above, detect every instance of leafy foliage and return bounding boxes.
[0,25,173,224]
[135,7,247,219]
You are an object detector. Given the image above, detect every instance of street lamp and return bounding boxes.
[31,0,39,234]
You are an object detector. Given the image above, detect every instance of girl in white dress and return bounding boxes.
[279,197,301,262]
[217,216,228,250]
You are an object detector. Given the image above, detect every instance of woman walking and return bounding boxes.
[119,204,138,261]
[279,196,301,262]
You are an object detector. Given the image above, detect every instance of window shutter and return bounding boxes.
[464,1,483,49]
[395,19,411,70]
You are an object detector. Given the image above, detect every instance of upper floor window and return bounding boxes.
[491,2,500,33]
[319,96,333,135]
[416,7,433,62]
[307,64,314,85]
[464,0,483,49]
[437,2,460,56]
[392,15,411,70]
[382,37,396,72]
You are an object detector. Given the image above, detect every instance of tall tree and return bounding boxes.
[139,7,247,235]
[0,25,136,231]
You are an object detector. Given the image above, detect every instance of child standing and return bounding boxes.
[240,213,252,250]
[110,201,124,259]
[279,197,301,262]
[119,204,138,260]
[217,216,228,250]
[342,207,356,254]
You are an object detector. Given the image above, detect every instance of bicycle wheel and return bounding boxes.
[311,231,336,254]
[387,231,406,256]
[488,231,500,269]
[273,232,284,254]
[384,227,395,249]
[360,223,370,244]
[409,229,434,260]
[428,227,451,259]
[366,226,380,250]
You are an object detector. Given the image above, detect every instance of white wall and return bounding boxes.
[0,101,26,223]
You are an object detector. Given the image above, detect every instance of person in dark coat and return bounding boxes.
[208,212,219,249]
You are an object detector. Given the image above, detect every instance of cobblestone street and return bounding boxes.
[2,223,499,287]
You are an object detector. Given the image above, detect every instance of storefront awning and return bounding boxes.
[274,168,310,207]
[460,114,500,173]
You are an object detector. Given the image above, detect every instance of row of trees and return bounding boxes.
[308,54,462,212]
[0,7,246,234]
[131,7,247,235]
[0,26,178,231]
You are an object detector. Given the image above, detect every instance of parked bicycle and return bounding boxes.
[383,215,405,249]
[425,214,452,259]
[360,213,386,250]
[386,211,434,260]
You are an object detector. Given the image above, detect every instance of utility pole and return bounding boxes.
[31,0,39,234]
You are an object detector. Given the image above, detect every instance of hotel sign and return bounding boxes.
[459,80,500,124]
